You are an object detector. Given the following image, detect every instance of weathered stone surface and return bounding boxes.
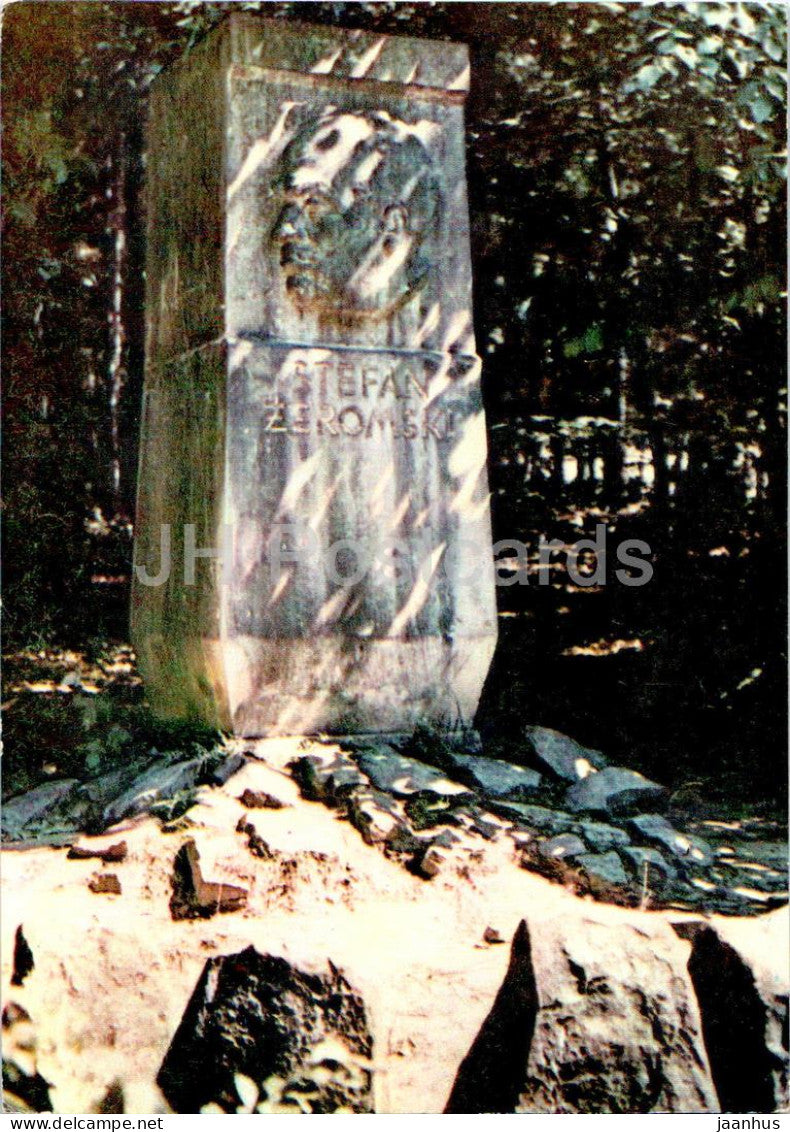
[2,781,80,841]
[356,748,470,798]
[446,752,543,799]
[685,911,789,1113]
[627,814,713,868]
[519,726,608,782]
[132,13,497,737]
[157,946,372,1113]
[447,916,718,1113]
[565,767,667,817]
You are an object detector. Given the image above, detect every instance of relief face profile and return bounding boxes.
[271,108,439,322]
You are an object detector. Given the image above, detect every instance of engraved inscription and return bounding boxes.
[270,108,440,321]
[257,355,459,441]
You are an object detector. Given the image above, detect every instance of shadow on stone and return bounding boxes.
[444,919,538,1113]
[687,926,780,1113]
[157,946,372,1113]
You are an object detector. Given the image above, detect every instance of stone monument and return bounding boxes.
[132,14,498,736]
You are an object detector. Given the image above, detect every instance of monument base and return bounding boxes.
[135,632,496,738]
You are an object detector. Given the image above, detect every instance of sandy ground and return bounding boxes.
[1,738,786,1114]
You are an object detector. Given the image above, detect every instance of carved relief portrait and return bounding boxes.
[271,108,441,322]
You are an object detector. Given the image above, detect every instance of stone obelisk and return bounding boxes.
[132,14,498,736]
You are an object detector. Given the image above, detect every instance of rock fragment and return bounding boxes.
[88,873,122,895]
[565,767,667,818]
[169,839,248,920]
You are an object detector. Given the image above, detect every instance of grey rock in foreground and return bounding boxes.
[157,946,373,1113]
[446,915,718,1113]
[683,912,789,1113]
[565,767,667,818]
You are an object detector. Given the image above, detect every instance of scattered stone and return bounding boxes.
[290,751,368,805]
[413,845,446,880]
[237,789,286,810]
[67,840,128,864]
[356,748,470,798]
[429,829,461,851]
[574,850,630,897]
[2,780,80,841]
[236,817,275,860]
[519,726,608,783]
[538,833,587,861]
[565,768,667,818]
[627,814,713,867]
[574,821,630,852]
[169,839,248,920]
[445,752,542,800]
[157,947,372,1113]
[447,915,717,1113]
[88,873,122,896]
[103,758,205,826]
[11,927,34,987]
[468,814,503,841]
[685,911,789,1113]
[483,927,505,945]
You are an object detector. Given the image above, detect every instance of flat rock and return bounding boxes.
[538,833,587,861]
[565,768,667,818]
[446,752,542,800]
[627,814,713,867]
[103,759,205,826]
[446,916,717,1113]
[520,726,608,783]
[355,748,470,798]
[2,780,80,841]
[491,802,575,833]
[575,821,631,852]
